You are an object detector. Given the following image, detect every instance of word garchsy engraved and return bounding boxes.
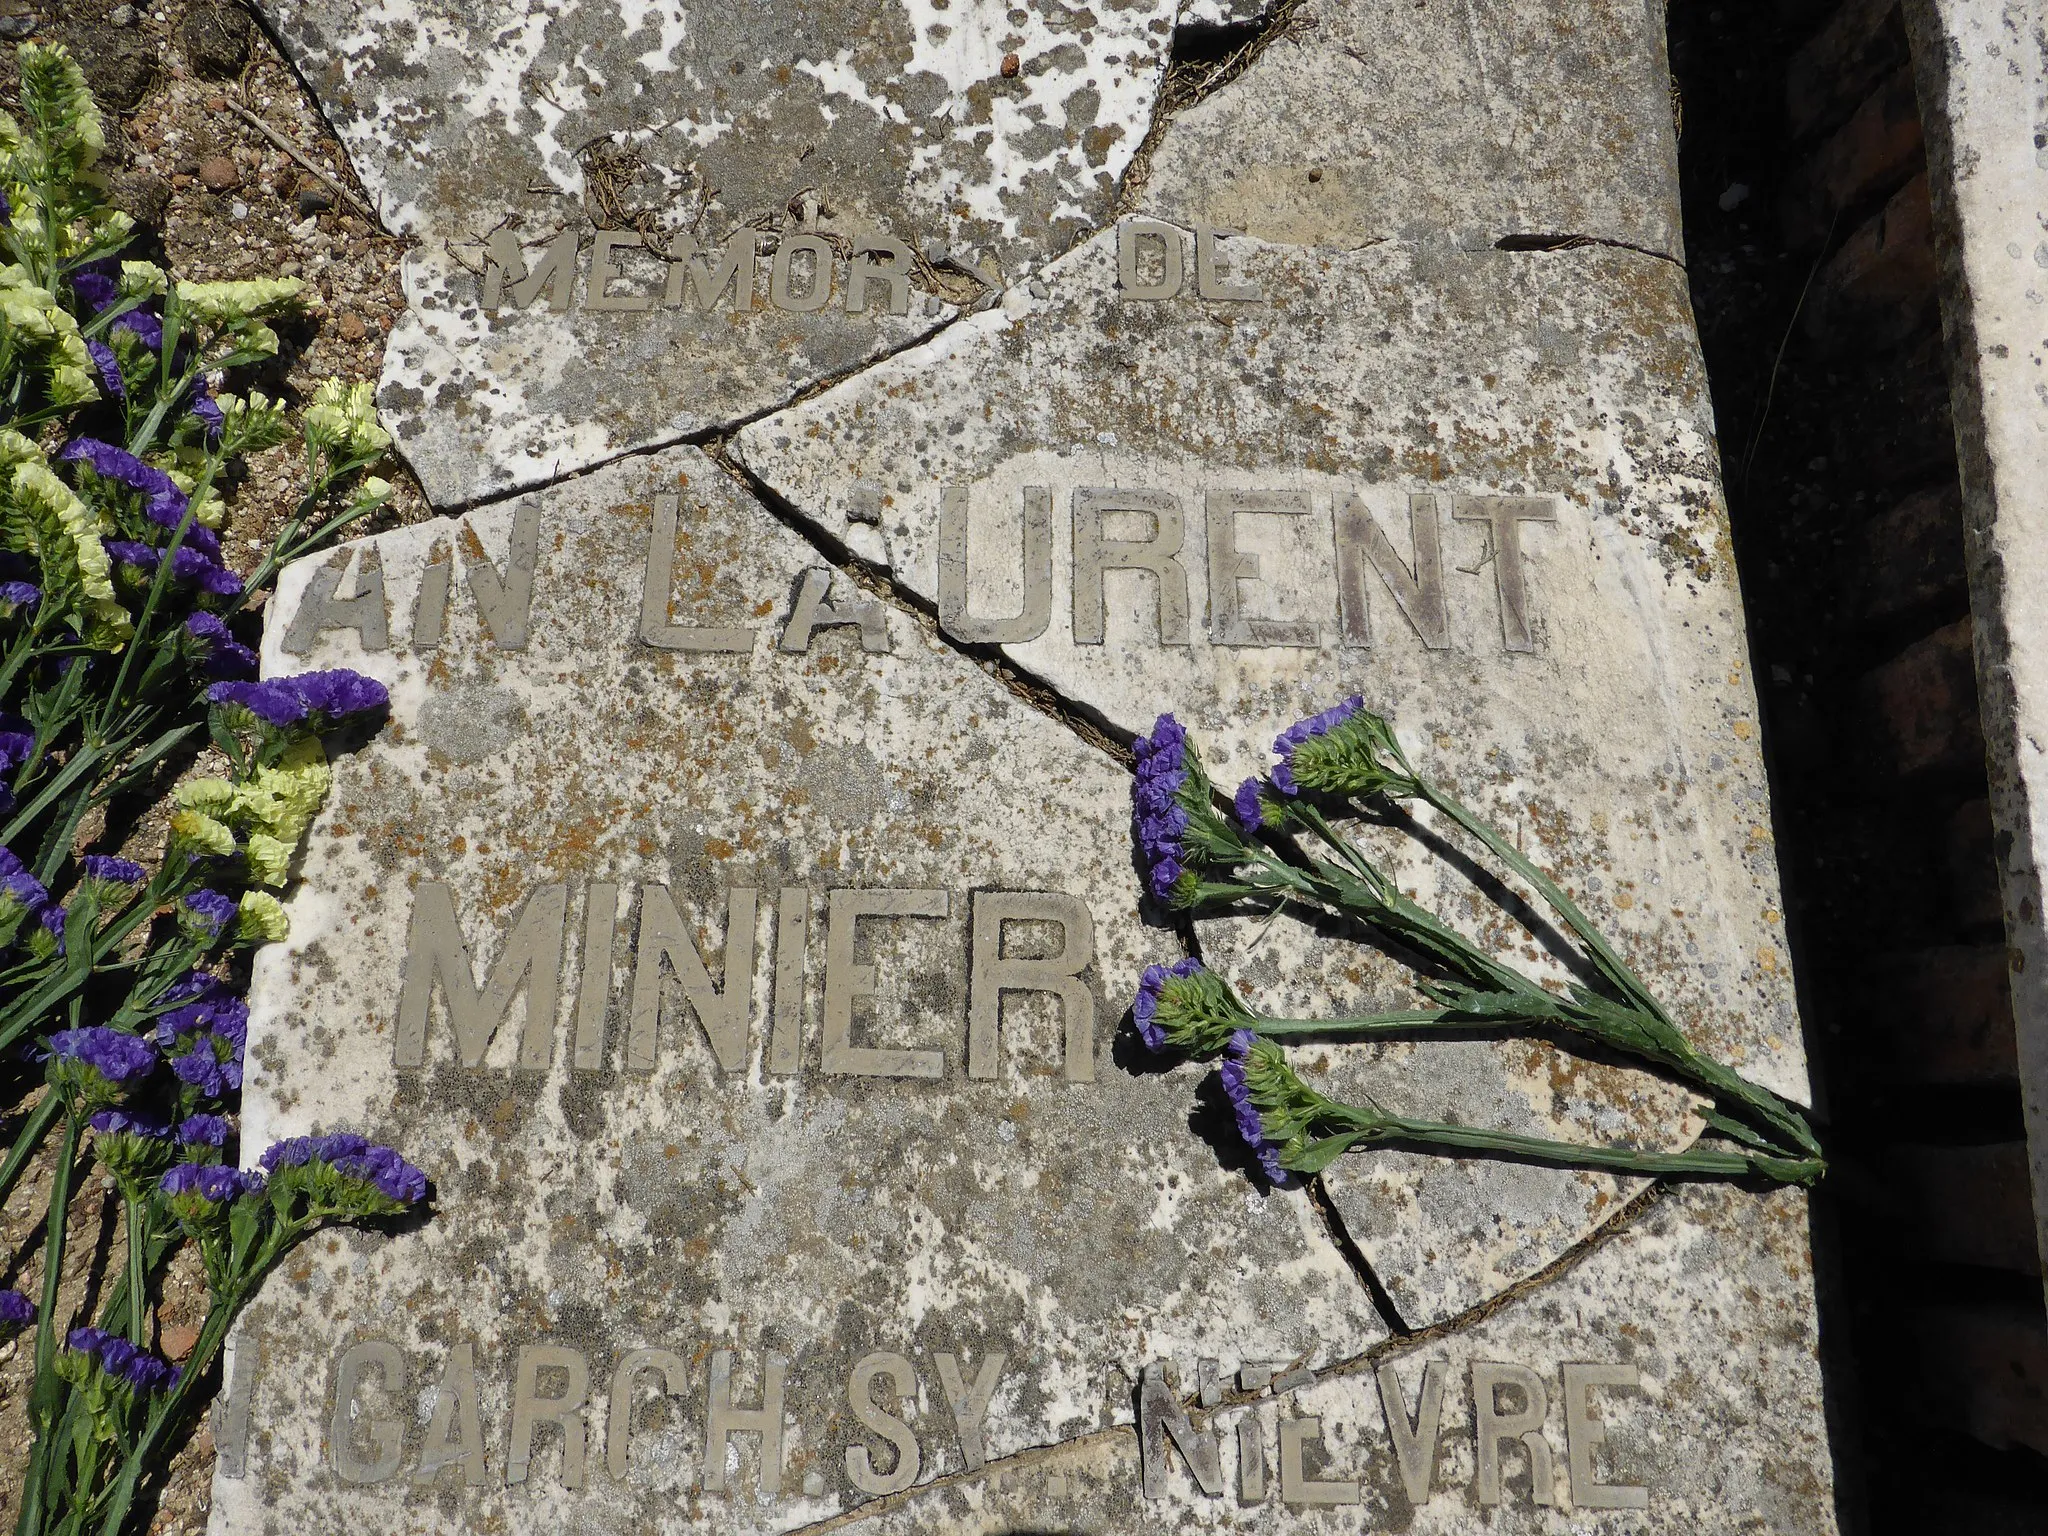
[281,488,1556,661]
[479,226,925,318]
[314,1337,1012,1497]
[396,882,1099,1081]
[1140,1357,1651,1512]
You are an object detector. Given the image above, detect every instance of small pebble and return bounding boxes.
[197,155,240,192]
[337,313,367,342]
[1307,167,1323,183]
[110,3,138,23]
[0,17,35,41]
[293,175,336,218]
[1000,51,1020,77]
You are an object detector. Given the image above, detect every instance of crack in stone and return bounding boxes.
[1117,0,1316,218]
[239,4,399,239]
[1492,232,1686,268]
[1305,1173,1416,1336]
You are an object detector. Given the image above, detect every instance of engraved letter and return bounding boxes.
[1473,1361,1555,1506]
[507,1345,588,1488]
[822,889,948,1078]
[1072,488,1189,645]
[585,230,651,312]
[847,234,914,317]
[846,1351,921,1496]
[1139,1360,1224,1498]
[415,1341,487,1487]
[968,891,1095,1082]
[460,502,542,651]
[1453,496,1556,653]
[1562,1362,1649,1511]
[779,568,891,653]
[770,232,834,312]
[1277,1417,1360,1506]
[606,1348,690,1481]
[664,230,757,312]
[213,1331,257,1479]
[284,546,389,655]
[1195,226,1262,301]
[937,483,1053,644]
[933,1350,1006,1474]
[412,546,451,650]
[628,886,759,1074]
[1117,219,1185,300]
[394,883,566,1070]
[639,493,754,652]
[1237,1418,1266,1503]
[1375,1358,1446,1506]
[769,887,807,1075]
[1336,492,1449,649]
[572,882,619,1071]
[703,1349,786,1495]
[483,229,578,312]
[1206,490,1318,647]
[330,1340,404,1485]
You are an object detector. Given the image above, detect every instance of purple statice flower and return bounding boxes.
[160,1161,263,1202]
[0,582,38,615]
[207,679,308,729]
[86,339,123,402]
[98,1337,139,1377]
[170,1039,238,1097]
[187,377,225,443]
[177,1113,231,1147]
[182,888,238,940]
[71,267,117,310]
[0,1290,32,1335]
[184,613,257,680]
[36,904,67,951]
[66,1325,110,1356]
[1220,1031,1288,1183]
[1132,713,1194,902]
[82,855,145,885]
[172,545,239,595]
[155,992,248,1052]
[0,847,49,919]
[1133,958,1201,1052]
[288,669,389,722]
[105,539,158,574]
[49,1027,157,1087]
[121,1352,176,1393]
[55,439,189,532]
[260,1131,370,1172]
[336,1144,429,1205]
[0,732,33,776]
[88,1109,168,1139]
[160,970,228,1007]
[1232,778,1264,835]
[117,307,163,350]
[1271,696,1365,796]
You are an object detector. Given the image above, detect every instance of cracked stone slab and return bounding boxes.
[256,0,1196,506]
[1136,0,1685,256]
[840,1184,1837,1532]
[207,445,1387,1536]
[732,224,1807,1317]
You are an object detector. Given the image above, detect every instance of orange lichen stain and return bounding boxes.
[1732,719,1754,740]
[363,884,378,902]
[704,838,735,860]
[449,835,467,855]
[753,599,775,617]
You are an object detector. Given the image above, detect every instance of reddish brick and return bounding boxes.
[1886,1142,2041,1273]
[1781,65,1924,249]
[1845,483,1965,626]
[1786,0,1908,141]
[1804,171,1936,351]
[1862,944,2018,1085]
[1860,616,1984,777]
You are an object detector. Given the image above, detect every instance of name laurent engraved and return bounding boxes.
[315,1341,1650,1510]
[397,883,1097,1081]
[283,490,1555,661]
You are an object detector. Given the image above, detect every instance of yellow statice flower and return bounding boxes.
[175,278,303,325]
[235,890,289,943]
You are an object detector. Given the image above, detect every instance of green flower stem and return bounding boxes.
[1306,1101,1824,1185]
[1253,1008,1462,1038]
[122,1197,144,1345]
[18,1111,84,1536]
[0,1093,62,1210]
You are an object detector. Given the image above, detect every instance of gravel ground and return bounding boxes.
[0,0,423,1529]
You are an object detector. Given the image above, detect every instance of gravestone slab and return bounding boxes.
[212,447,1387,1535]
[1904,0,2048,1294]
[731,222,1803,1319]
[253,0,1192,506]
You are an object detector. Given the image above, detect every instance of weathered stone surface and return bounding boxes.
[817,1185,1838,1531]
[731,222,1806,1316]
[1905,0,2048,1292]
[255,0,1193,506]
[211,446,1386,1534]
[1136,0,1685,255]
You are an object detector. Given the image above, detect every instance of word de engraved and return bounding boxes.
[1137,1356,1650,1510]
[395,883,1097,1081]
[328,1337,1012,1499]
[939,484,1557,654]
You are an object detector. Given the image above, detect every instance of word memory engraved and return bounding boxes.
[395,882,1099,1081]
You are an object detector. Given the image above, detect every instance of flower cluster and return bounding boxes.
[170,732,333,891]
[301,379,392,463]
[1130,714,1243,906]
[160,1160,264,1206]
[48,1026,155,1108]
[0,1289,34,1338]
[61,1329,177,1395]
[88,1108,169,1182]
[262,1132,429,1214]
[155,982,246,1100]
[1269,698,1421,802]
[207,669,389,739]
[1218,1032,1290,1183]
[1133,958,1254,1056]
